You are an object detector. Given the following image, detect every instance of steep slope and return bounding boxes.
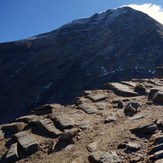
[0,7,163,123]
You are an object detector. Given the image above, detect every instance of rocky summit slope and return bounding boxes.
[0,7,163,123]
[0,76,163,162]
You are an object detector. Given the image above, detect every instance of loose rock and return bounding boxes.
[88,151,121,163]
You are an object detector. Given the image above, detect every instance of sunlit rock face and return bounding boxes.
[0,7,163,123]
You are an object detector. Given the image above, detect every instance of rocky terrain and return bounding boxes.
[0,7,163,123]
[0,73,163,162]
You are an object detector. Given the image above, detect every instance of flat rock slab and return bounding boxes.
[14,131,39,155]
[131,124,157,134]
[5,143,18,162]
[49,115,75,130]
[77,103,97,114]
[15,115,38,123]
[106,82,138,97]
[31,104,54,115]
[2,122,26,133]
[36,118,62,137]
[88,151,121,163]
[86,93,107,102]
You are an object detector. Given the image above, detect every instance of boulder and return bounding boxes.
[87,142,97,152]
[77,103,97,114]
[131,124,157,134]
[2,122,26,133]
[126,142,141,152]
[14,131,39,155]
[15,115,38,123]
[124,102,140,116]
[104,116,117,123]
[148,89,159,100]
[153,91,163,104]
[49,115,75,130]
[88,151,121,163]
[134,84,146,95]
[59,128,79,142]
[105,82,138,97]
[36,118,62,137]
[5,143,18,162]
[86,93,107,102]
[31,104,54,115]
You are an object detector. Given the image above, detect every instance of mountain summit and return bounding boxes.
[0,7,163,123]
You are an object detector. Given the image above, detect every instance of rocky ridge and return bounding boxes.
[0,76,163,162]
[0,7,163,123]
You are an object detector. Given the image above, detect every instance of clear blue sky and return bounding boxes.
[0,0,162,43]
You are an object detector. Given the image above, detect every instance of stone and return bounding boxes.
[124,102,140,116]
[88,151,121,163]
[154,150,163,160]
[148,143,163,154]
[49,115,75,130]
[0,130,4,140]
[14,131,39,155]
[77,103,97,114]
[153,91,163,104]
[86,93,107,102]
[36,118,62,137]
[155,159,163,163]
[59,128,79,142]
[87,142,97,152]
[131,124,157,134]
[2,122,26,133]
[129,114,144,120]
[117,100,124,109]
[94,102,107,110]
[15,115,38,123]
[5,143,18,162]
[104,116,117,123]
[134,84,146,95]
[126,142,141,151]
[105,82,138,97]
[148,89,159,100]
[31,104,54,115]
[77,121,91,130]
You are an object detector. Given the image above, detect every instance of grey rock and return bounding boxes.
[2,122,26,133]
[129,114,144,120]
[105,82,138,97]
[49,115,75,130]
[5,143,18,162]
[131,123,157,134]
[134,84,146,95]
[36,118,62,137]
[15,115,38,123]
[88,151,121,163]
[77,103,97,114]
[87,93,107,102]
[77,121,91,130]
[87,142,97,152]
[124,102,140,116]
[31,104,54,115]
[0,130,4,140]
[148,143,163,154]
[126,142,141,151]
[59,128,79,142]
[153,91,163,104]
[14,131,39,155]
[104,116,116,123]
[148,89,159,100]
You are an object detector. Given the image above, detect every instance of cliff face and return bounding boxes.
[0,7,163,123]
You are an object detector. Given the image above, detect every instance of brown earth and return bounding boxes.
[0,77,163,163]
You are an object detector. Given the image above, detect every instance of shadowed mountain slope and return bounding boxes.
[0,7,163,123]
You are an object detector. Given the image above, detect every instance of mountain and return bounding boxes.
[0,7,163,123]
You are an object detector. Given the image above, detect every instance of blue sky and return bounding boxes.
[0,0,163,43]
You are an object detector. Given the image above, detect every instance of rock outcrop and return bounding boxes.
[0,77,163,162]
